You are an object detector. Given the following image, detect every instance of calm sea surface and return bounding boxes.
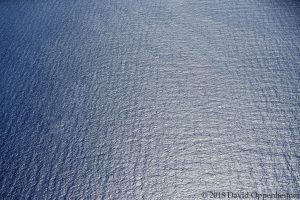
[0,0,300,199]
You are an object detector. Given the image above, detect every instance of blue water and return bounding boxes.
[0,0,300,199]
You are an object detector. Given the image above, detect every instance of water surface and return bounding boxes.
[0,0,300,199]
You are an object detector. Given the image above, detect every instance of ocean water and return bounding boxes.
[0,0,300,199]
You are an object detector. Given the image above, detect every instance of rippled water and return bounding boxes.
[0,0,300,199]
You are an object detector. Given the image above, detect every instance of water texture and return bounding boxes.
[0,0,300,199]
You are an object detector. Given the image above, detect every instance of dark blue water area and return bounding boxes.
[0,0,300,199]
